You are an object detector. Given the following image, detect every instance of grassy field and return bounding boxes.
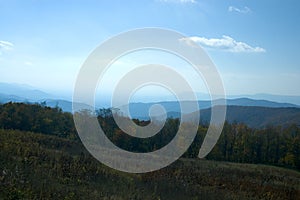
[0,129,299,200]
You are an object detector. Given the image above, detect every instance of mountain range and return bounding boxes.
[123,98,299,118]
[1,82,300,128]
[0,82,54,101]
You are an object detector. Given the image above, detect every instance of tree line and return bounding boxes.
[0,102,299,170]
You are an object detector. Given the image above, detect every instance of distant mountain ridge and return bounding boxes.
[1,82,299,113]
[0,82,54,101]
[1,82,300,128]
[198,106,300,128]
[125,101,300,129]
[124,98,300,119]
[229,93,300,106]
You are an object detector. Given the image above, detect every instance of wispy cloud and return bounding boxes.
[159,0,197,4]
[228,6,251,14]
[0,40,14,55]
[180,35,266,53]
[24,61,33,66]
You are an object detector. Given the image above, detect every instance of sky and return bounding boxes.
[1,0,300,100]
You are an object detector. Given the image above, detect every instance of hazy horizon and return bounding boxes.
[2,81,300,109]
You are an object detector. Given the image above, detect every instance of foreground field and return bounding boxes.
[0,129,299,200]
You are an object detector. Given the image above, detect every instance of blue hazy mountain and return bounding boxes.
[228,93,300,106]
[131,105,300,129]
[0,82,54,101]
[0,83,88,112]
[137,92,300,107]
[197,106,300,128]
[1,82,300,126]
[125,98,300,119]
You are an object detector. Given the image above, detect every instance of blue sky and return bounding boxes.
[0,0,300,98]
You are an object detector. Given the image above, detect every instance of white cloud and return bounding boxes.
[228,6,251,14]
[24,61,33,66]
[180,35,266,53]
[0,40,14,55]
[178,0,196,3]
[159,0,196,4]
[0,40,14,50]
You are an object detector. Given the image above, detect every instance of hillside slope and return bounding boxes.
[0,129,299,200]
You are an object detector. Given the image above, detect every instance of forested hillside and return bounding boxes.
[0,102,299,169]
[0,102,300,199]
[1,129,300,199]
